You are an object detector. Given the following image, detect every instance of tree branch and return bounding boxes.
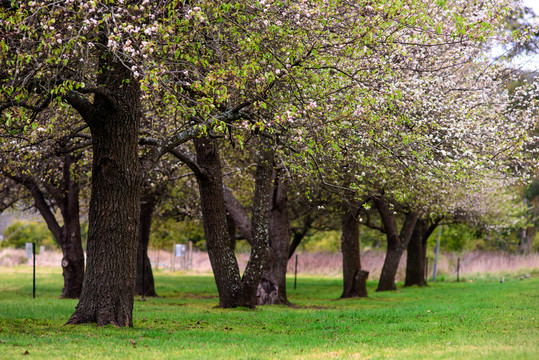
[5,173,63,244]
[223,185,252,244]
[62,92,94,124]
[374,197,399,246]
[399,212,419,246]
[167,147,206,179]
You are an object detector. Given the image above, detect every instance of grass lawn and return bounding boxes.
[0,266,537,359]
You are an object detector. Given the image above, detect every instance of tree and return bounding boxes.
[191,135,274,307]
[340,198,369,298]
[404,217,440,287]
[3,0,535,323]
[1,0,207,325]
[223,163,293,305]
[0,117,89,298]
[1,2,146,325]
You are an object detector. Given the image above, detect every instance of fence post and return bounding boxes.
[294,254,298,290]
[32,242,36,299]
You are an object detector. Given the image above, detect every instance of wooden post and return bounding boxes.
[457,257,460,282]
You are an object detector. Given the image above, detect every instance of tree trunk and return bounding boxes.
[258,169,291,305]
[135,198,157,297]
[377,246,403,291]
[405,219,438,287]
[67,60,141,327]
[404,219,427,287]
[195,136,248,307]
[240,137,274,306]
[59,191,85,299]
[195,135,273,308]
[374,198,418,292]
[340,204,368,298]
[226,214,237,251]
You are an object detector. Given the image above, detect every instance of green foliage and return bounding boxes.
[358,226,388,249]
[1,220,58,251]
[434,223,481,253]
[150,218,205,251]
[427,222,532,254]
[0,268,538,359]
[300,230,341,253]
[293,227,386,254]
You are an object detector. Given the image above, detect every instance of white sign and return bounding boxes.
[175,244,186,257]
[25,243,33,258]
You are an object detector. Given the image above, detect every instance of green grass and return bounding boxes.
[0,266,538,359]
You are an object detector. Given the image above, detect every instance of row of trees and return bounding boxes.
[1,0,537,326]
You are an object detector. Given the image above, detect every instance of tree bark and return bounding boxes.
[340,203,368,298]
[223,186,251,245]
[195,135,273,308]
[195,136,246,307]
[404,219,427,287]
[405,219,438,287]
[374,198,418,292]
[67,59,142,327]
[257,169,291,305]
[226,214,237,251]
[58,182,85,299]
[135,196,157,297]
[240,137,274,306]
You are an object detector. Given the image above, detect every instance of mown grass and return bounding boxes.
[0,266,537,359]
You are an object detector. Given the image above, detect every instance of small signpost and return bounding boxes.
[173,244,187,271]
[25,242,32,259]
[26,242,35,298]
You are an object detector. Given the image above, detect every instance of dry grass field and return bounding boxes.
[1,248,537,281]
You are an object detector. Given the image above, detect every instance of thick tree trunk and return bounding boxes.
[240,137,274,306]
[377,246,403,291]
[258,169,291,305]
[405,219,438,287]
[195,136,273,308]
[195,136,248,307]
[67,61,141,327]
[374,198,418,292]
[226,214,237,251]
[340,205,368,298]
[58,168,85,299]
[59,201,85,299]
[405,219,427,287]
[135,198,157,297]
